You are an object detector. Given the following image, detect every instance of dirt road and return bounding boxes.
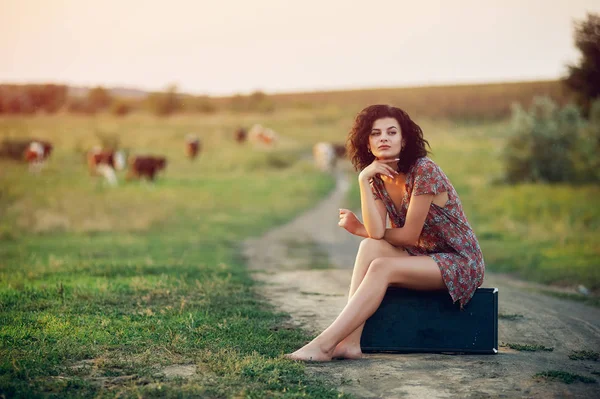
[243,171,600,399]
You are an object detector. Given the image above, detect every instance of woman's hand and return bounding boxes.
[338,208,365,236]
[358,158,399,182]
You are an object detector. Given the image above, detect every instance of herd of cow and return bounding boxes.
[0,123,348,185]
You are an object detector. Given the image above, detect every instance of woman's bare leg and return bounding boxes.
[285,255,445,361]
[332,238,409,359]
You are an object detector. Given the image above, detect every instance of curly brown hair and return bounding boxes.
[346,104,430,173]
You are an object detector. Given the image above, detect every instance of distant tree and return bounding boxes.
[0,84,67,114]
[229,90,275,113]
[229,94,246,112]
[564,13,600,117]
[110,98,133,116]
[249,90,275,113]
[191,95,217,113]
[67,97,96,114]
[145,84,182,116]
[41,84,68,113]
[87,86,112,111]
[27,84,67,113]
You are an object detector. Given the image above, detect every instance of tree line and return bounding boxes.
[0,83,276,117]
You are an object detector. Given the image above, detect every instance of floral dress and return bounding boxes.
[370,157,485,308]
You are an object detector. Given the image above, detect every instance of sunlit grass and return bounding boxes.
[0,113,348,397]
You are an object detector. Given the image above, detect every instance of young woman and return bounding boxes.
[285,104,485,362]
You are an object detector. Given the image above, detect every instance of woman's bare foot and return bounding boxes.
[284,341,333,362]
[332,342,363,360]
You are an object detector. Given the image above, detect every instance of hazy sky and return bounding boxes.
[1,0,598,95]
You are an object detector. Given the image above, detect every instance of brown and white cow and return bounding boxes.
[313,142,347,172]
[248,124,278,146]
[185,134,201,160]
[313,142,337,172]
[87,147,126,186]
[1,139,52,163]
[126,156,167,181]
[23,140,53,173]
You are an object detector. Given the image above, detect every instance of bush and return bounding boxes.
[503,97,599,183]
[110,99,133,116]
[572,100,600,181]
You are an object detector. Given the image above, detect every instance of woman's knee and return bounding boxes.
[358,237,389,255]
[365,257,392,279]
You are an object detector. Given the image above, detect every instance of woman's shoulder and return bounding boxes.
[410,156,438,175]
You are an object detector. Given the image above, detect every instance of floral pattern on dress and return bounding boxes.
[370,157,485,308]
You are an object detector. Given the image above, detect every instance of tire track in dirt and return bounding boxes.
[243,171,600,399]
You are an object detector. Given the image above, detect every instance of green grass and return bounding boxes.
[502,343,554,352]
[498,313,524,320]
[0,113,349,397]
[534,370,597,384]
[536,290,600,308]
[569,350,599,361]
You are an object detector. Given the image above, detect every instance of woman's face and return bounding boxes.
[368,117,402,160]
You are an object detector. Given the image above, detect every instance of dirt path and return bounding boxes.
[243,171,600,399]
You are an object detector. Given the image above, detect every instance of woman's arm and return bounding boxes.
[358,176,388,239]
[383,193,433,246]
[349,222,369,238]
[357,158,398,239]
[338,208,382,238]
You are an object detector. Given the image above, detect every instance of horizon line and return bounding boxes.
[0,76,563,98]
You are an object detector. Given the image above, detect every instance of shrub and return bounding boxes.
[110,99,133,117]
[503,97,599,183]
[572,100,600,182]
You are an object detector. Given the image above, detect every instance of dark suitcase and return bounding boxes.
[360,287,498,354]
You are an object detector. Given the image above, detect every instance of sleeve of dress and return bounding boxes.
[369,178,382,201]
[412,159,447,196]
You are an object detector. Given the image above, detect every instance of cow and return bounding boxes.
[23,140,53,173]
[185,134,201,160]
[0,139,50,161]
[332,143,346,159]
[248,124,278,146]
[313,142,347,172]
[1,139,53,163]
[87,147,126,186]
[235,127,247,144]
[313,142,337,172]
[126,156,167,181]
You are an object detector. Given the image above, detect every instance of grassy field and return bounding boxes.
[217,80,570,120]
[0,113,347,397]
[1,107,599,397]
